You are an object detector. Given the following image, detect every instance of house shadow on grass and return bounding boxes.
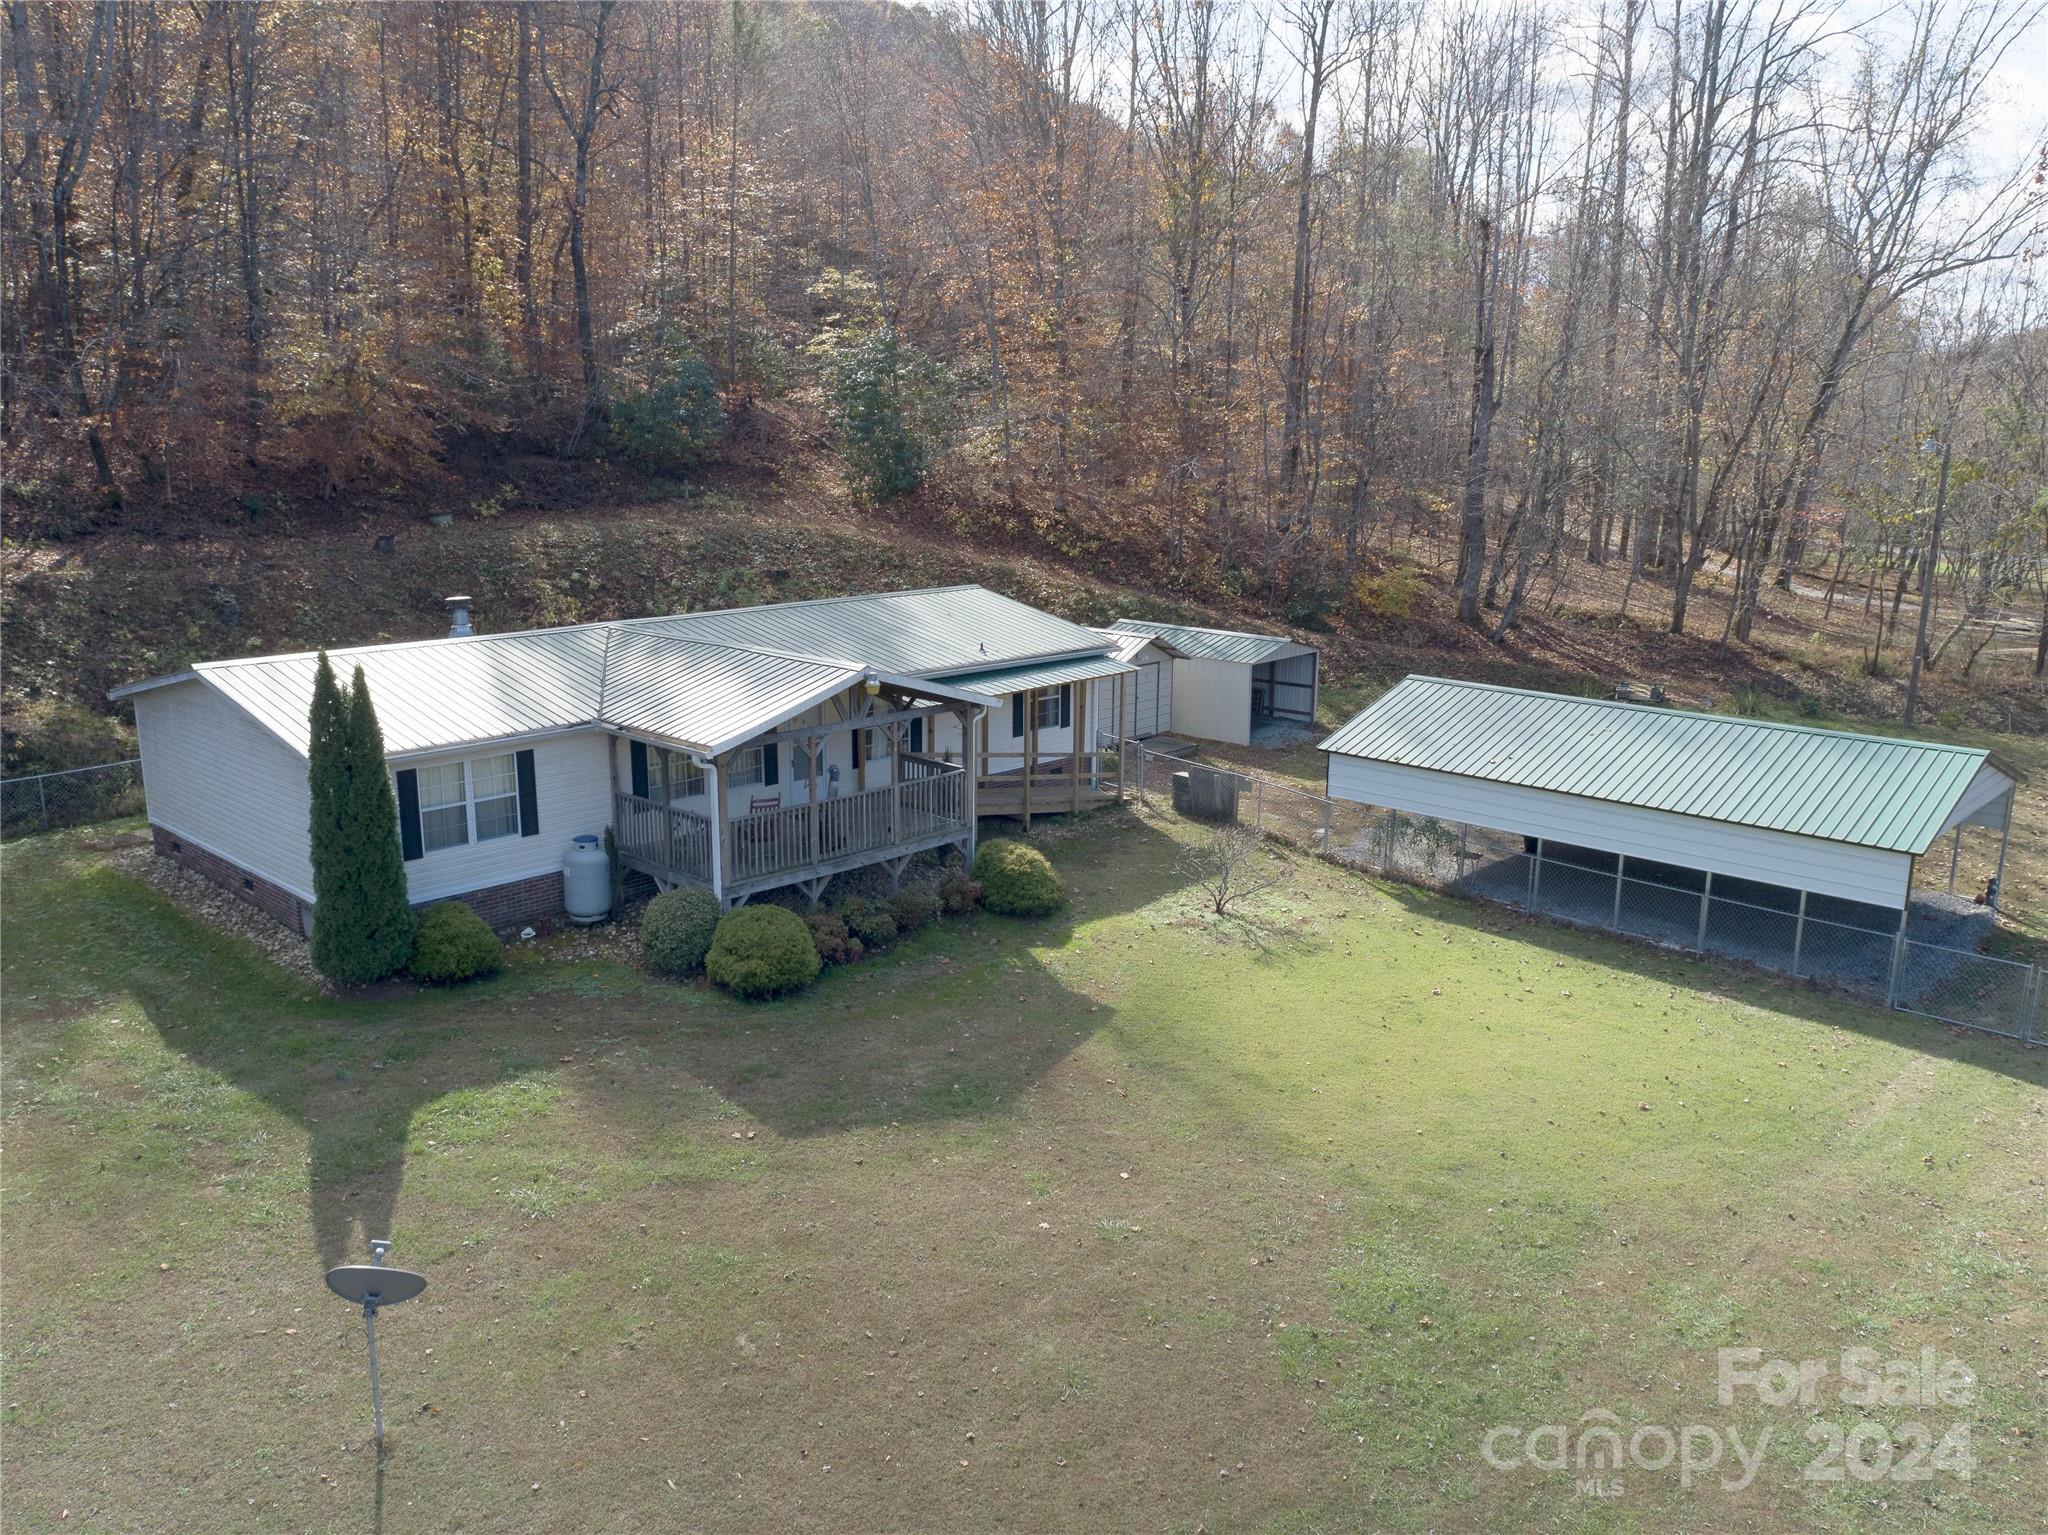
[1374,878,2047,1089]
[115,810,1197,1266]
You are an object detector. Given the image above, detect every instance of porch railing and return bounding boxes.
[727,761,971,886]
[612,792,713,884]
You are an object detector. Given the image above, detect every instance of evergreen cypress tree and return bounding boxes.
[308,655,417,982]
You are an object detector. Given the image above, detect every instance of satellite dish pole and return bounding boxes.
[325,1238,428,1449]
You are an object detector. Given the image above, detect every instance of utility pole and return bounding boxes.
[1903,435,1952,727]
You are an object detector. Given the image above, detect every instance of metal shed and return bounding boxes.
[1107,619,1319,746]
[1321,675,2018,917]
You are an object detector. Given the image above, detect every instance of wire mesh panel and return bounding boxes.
[1387,812,1466,886]
[1790,914,1899,994]
[1455,826,1532,910]
[0,760,145,839]
[1614,872,1705,949]
[1530,852,1619,928]
[1894,942,2036,1038]
[1322,798,1387,871]
[1703,894,1802,972]
[1257,778,1331,852]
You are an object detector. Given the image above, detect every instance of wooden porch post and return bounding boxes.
[714,749,735,906]
[805,733,821,872]
[958,704,979,862]
[887,721,902,843]
[1070,683,1083,811]
[1023,689,1037,832]
[705,757,724,901]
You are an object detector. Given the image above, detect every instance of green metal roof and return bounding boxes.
[1108,618,1311,665]
[1319,675,2005,855]
[948,653,1136,699]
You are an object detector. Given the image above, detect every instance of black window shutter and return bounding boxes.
[910,717,924,753]
[516,749,539,837]
[763,743,780,786]
[395,768,423,861]
[1059,685,1071,729]
[630,740,649,799]
[1011,693,1024,737]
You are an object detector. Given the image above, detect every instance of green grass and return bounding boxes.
[4,817,2043,1533]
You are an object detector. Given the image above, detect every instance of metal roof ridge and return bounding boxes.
[1113,616,1293,643]
[1386,674,1992,759]
[610,582,984,632]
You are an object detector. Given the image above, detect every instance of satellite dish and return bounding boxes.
[324,1239,428,1447]
[325,1264,428,1306]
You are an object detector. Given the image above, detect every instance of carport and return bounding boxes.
[1108,618,1319,747]
[1321,676,2020,1010]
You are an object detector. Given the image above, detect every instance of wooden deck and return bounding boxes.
[975,781,1119,818]
[613,758,974,903]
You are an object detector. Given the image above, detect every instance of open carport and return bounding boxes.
[1109,618,1318,746]
[1321,676,2026,1030]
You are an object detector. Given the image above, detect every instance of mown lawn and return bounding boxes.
[3,813,2043,1533]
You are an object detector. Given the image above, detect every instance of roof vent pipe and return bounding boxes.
[445,595,474,638]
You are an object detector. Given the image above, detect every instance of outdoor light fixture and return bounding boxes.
[864,672,881,697]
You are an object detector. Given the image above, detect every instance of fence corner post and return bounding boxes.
[1884,907,1910,1009]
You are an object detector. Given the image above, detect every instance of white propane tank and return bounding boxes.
[563,834,611,924]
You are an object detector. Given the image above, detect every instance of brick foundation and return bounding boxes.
[150,824,567,937]
[152,824,309,934]
[442,869,567,934]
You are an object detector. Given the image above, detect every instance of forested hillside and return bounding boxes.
[4,0,2045,771]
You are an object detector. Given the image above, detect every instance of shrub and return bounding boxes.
[810,323,954,502]
[936,865,984,914]
[641,888,723,977]
[972,838,1064,917]
[407,902,502,983]
[706,906,822,999]
[839,895,898,950]
[890,884,943,933]
[608,348,724,470]
[806,911,865,966]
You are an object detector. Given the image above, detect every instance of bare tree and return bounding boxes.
[1180,822,1291,915]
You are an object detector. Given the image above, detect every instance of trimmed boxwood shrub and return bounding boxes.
[890,884,942,933]
[407,901,502,984]
[641,888,723,976]
[806,911,864,966]
[972,838,1064,917]
[706,906,822,998]
[839,895,898,950]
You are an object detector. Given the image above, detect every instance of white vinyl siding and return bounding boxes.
[133,679,318,903]
[1325,753,1913,908]
[1168,657,1254,745]
[400,731,612,905]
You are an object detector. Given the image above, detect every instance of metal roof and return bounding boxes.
[948,653,1137,699]
[1093,628,1184,664]
[112,586,1102,760]
[188,629,611,757]
[1319,675,2009,855]
[629,585,1106,677]
[1108,618,1313,665]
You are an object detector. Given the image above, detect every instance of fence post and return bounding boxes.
[1612,855,1625,929]
[1457,823,1468,881]
[1530,838,1543,906]
[1136,745,1147,806]
[1791,890,1808,978]
[1255,777,1264,833]
[1383,809,1396,874]
[1884,908,1909,1009]
[1320,796,1332,854]
[38,776,49,833]
[1695,872,1714,951]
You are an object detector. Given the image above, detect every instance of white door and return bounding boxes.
[1135,661,1163,737]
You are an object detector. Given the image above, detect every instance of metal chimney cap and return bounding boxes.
[444,595,475,638]
[444,594,473,606]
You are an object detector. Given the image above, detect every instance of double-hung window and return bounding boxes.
[1035,688,1066,730]
[418,752,521,852]
[648,746,704,804]
[731,745,765,787]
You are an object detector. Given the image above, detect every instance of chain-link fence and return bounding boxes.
[1,759,145,840]
[1119,739,2041,1044]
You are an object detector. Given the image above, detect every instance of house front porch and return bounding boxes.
[612,754,973,905]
